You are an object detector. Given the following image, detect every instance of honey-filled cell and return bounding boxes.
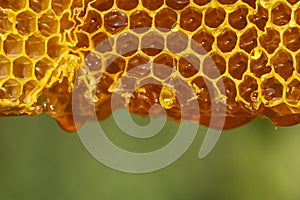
[153,53,176,79]
[271,2,291,26]
[38,11,59,37]
[130,11,152,33]
[127,54,151,78]
[286,79,300,106]
[3,34,23,58]
[0,56,11,79]
[35,58,54,81]
[104,10,128,34]
[204,7,226,28]
[155,8,177,31]
[0,79,22,101]
[0,10,13,33]
[142,0,163,10]
[141,31,164,56]
[180,7,202,32]
[16,11,37,35]
[13,56,33,80]
[25,35,46,58]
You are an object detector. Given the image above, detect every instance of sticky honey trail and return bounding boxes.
[0,0,300,132]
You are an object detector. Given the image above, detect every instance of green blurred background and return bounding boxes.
[1,112,300,200]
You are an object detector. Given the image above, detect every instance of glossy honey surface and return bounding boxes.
[1,0,300,132]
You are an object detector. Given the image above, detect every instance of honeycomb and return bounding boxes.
[1,0,300,132]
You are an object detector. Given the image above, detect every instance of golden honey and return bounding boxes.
[0,0,300,132]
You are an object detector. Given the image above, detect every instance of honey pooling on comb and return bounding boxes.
[0,0,300,132]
